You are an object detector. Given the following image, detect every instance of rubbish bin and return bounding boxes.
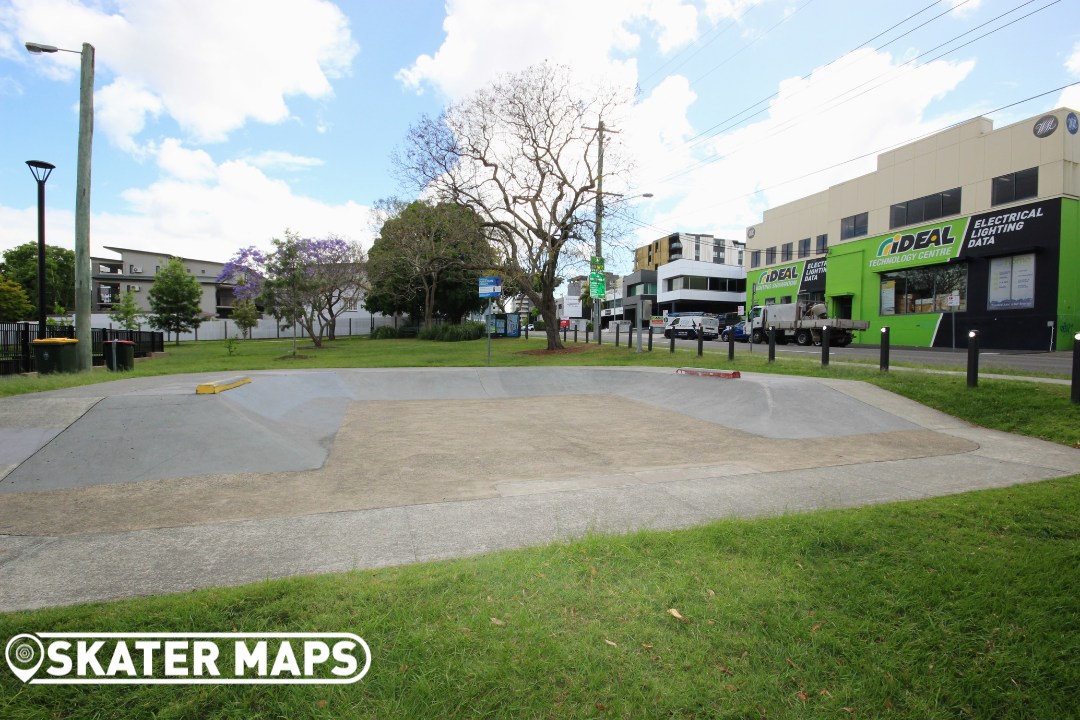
[31,338,79,374]
[103,339,136,371]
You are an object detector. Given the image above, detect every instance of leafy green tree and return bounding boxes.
[148,258,203,344]
[230,298,260,339]
[367,200,493,325]
[0,242,76,318]
[0,276,34,322]
[108,289,143,331]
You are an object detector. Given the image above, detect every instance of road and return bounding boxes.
[586,329,1075,376]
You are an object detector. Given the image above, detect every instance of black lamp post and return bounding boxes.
[26,160,55,340]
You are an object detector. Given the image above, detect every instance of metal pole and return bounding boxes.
[1071,333,1080,404]
[615,323,620,347]
[669,334,675,354]
[880,326,890,372]
[821,326,830,367]
[486,298,492,367]
[767,326,775,363]
[648,326,653,352]
[697,328,703,357]
[728,327,735,361]
[967,330,979,388]
[74,43,94,371]
[34,176,47,340]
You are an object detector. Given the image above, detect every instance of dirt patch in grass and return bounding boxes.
[276,354,314,361]
[516,344,592,356]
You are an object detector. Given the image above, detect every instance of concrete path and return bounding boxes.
[1,367,1078,612]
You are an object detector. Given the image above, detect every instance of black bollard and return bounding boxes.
[697,331,703,357]
[615,324,620,346]
[1072,332,1080,403]
[821,326,830,367]
[563,327,567,343]
[967,330,979,388]
[574,328,578,343]
[767,326,776,363]
[628,326,633,349]
[597,323,602,346]
[728,328,735,361]
[669,334,675,354]
[880,326,890,372]
[648,327,653,352]
[524,324,528,340]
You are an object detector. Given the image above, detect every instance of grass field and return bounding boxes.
[1,477,1076,718]
[1,334,1078,718]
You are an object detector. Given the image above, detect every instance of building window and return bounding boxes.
[780,296,793,304]
[991,167,1038,206]
[781,243,793,262]
[797,238,810,258]
[879,264,967,315]
[815,234,828,254]
[840,212,868,240]
[765,247,777,264]
[750,250,761,268]
[987,254,1035,310]
[890,188,961,229]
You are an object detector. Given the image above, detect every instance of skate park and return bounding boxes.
[2,366,1079,612]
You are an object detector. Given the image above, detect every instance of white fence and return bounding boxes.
[90,310,400,343]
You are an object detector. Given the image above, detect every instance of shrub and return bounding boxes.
[419,321,485,342]
[370,326,400,339]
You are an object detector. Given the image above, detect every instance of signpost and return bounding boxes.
[589,256,605,342]
[479,277,502,366]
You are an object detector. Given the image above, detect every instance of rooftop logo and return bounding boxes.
[5,632,371,685]
[1033,114,1058,138]
[876,225,955,258]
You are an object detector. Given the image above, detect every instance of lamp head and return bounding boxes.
[25,42,58,54]
[26,160,55,183]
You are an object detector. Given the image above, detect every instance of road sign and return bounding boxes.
[478,276,502,297]
[590,255,605,272]
[589,271,606,298]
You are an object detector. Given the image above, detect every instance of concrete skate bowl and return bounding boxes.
[0,367,978,536]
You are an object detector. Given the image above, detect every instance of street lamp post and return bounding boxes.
[26,160,55,340]
[26,41,94,371]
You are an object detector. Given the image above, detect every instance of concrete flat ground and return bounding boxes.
[1,366,1078,612]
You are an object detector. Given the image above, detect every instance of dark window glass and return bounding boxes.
[750,251,761,268]
[940,188,961,216]
[840,213,868,240]
[995,168,1037,206]
[816,234,828,254]
[765,247,776,264]
[798,238,810,258]
[907,197,925,225]
[890,203,907,229]
[854,212,868,236]
[922,193,941,221]
[1014,168,1037,201]
[781,243,793,262]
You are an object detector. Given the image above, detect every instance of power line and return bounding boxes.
[653,0,1059,187]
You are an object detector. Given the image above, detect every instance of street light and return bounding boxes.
[26,160,55,340]
[25,40,94,371]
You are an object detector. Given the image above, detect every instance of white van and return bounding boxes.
[663,315,720,340]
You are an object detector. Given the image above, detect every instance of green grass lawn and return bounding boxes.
[1,477,1076,719]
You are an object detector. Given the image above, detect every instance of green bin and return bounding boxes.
[31,338,79,374]
[103,340,136,371]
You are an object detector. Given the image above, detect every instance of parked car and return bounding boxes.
[720,320,751,343]
[663,315,720,340]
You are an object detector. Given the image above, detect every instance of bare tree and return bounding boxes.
[394,62,632,350]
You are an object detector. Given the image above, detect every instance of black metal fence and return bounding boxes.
[0,322,164,376]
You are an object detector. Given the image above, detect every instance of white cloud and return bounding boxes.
[1067,41,1080,76]
[949,0,983,18]
[5,0,358,148]
[631,49,976,245]
[396,0,705,99]
[155,138,217,181]
[243,151,326,171]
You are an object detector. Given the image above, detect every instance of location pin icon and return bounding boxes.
[5,634,44,683]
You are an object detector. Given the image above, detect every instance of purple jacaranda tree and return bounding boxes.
[219,231,366,348]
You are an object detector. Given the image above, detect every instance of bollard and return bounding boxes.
[821,326,830,367]
[767,326,776,363]
[697,331,703,357]
[728,329,735,361]
[967,330,979,388]
[586,326,590,344]
[628,326,634,349]
[574,328,578,343]
[880,326,890,372]
[669,334,675,354]
[524,324,528,340]
[597,324,602,346]
[648,327,653,352]
[563,327,567,343]
[1072,332,1080,403]
[615,324,620,346]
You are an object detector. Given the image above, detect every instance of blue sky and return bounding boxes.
[1,0,1078,274]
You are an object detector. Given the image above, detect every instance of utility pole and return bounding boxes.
[585,120,618,344]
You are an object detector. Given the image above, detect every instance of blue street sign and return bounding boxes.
[479,276,502,297]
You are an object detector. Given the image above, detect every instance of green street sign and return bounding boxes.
[590,255,605,272]
[589,271,606,297]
